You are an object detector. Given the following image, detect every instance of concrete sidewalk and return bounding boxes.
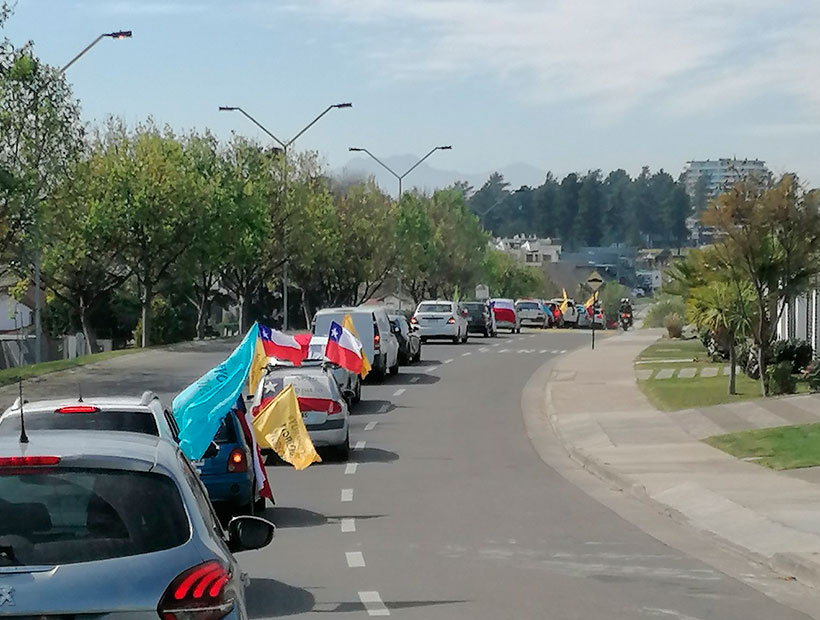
[545,328,820,589]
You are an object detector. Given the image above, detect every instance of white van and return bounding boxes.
[312,306,400,381]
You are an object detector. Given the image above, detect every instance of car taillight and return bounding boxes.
[410,316,418,324]
[327,400,343,415]
[622,313,628,318]
[374,333,381,350]
[227,448,247,473]
[55,405,100,413]
[447,317,455,324]
[158,560,234,620]
[0,456,60,467]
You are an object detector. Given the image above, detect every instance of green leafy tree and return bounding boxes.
[574,170,604,246]
[664,184,691,249]
[482,250,546,299]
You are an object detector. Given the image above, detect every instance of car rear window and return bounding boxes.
[0,410,158,437]
[516,302,540,310]
[418,303,452,313]
[213,415,238,444]
[0,468,189,566]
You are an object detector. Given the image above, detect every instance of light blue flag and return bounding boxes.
[173,322,258,460]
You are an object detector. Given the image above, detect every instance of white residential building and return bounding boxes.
[492,235,562,265]
[777,292,820,353]
[682,158,770,200]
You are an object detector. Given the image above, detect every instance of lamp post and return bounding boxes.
[219,103,353,331]
[347,145,452,198]
[31,31,133,364]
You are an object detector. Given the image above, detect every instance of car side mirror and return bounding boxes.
[227,515,275,553]
[203,442,219,459]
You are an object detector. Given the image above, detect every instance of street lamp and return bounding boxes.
[348,145,452,198]
[59,31,132,74]
[220,102,353,332]
[30,31,133,364]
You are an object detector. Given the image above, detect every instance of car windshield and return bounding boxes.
[418,303,452,313]
[0,410,158,436]
[516,302,540,310]
[462,304,485,316]
[0,468,189,566]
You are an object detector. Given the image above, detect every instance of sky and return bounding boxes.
[5,0,820,188]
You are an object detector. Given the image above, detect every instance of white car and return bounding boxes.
[260,366,351,460]
[306,335,362,405]
[411,300,469,343]
[549,298,579,327]
[515,299,549,328]
[489,298,521,333]
[313,306,400,380]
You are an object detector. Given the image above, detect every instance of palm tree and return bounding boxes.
[686,281,755,395]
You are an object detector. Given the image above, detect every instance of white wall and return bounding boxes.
[0,294,33,332]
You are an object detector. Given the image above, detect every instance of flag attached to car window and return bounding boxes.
[342,314,371,378]
[325,321,365,376]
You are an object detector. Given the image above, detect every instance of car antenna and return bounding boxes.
[78,383,83,402]
[14,311,28,444]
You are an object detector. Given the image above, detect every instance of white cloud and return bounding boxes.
[91,1,209,16]
[274,0,820,119]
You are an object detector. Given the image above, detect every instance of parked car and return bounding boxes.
[545,301,563,328]
[515,299,549,328]
[0,393,264,518]
[305,335,362,404]
[313,306,400,380]
[389,313,422,364]
[260,366,351,460]
[411,300,469,343]
[462,301,497,337]
[549,298,579,327]
[489,298,521,333]
[577,304,605,329]
[0,430,274,618]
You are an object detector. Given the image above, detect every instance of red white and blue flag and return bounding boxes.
[324,321,365,375]
[233,396,273,500]
[259,324,305,366]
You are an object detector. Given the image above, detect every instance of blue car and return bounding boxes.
[195,410,268,517]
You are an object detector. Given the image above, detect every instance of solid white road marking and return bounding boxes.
[359,591,390,616]
[365,421,377,431]
[444,359,453,364]
[355,440,366,450]
[345,463,358,475]
[425,365,439,373]
[410,376,419,383]
[346,551,366,567]
[393,388,406,396]
[462,352,471,357]
[341,488,354,502]
[341,518,356,533]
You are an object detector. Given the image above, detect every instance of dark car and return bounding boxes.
[195,410,265,517]
[390,314,422,364]
[462,301,496,337]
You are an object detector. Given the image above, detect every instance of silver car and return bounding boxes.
[0,430,274,618]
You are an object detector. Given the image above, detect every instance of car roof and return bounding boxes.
[3,396,159,415]
[0,429,174,470]
[266,365,330,377]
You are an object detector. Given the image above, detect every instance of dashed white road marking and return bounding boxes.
[492,343,500,347]
[529,335,537,339]
[393,388,406,396]
[341,488,354,502]
[346,551,366,567]
[359,591,390,616]
[425,366,439,373]
[410,376,419,383]
[365,421,377,431]
[377,403,390,414]
[479,347,489,352]
[540,349,548,354]
[517,349,527,353]
[560,349,567,354]
[345,463,358,475]
[444,358,453,364]
[499,349,510,353]
[355,440,366,450]
[462,352,471,357]
[341,518,356,533]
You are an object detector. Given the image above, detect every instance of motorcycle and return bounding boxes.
[619,312,632,331]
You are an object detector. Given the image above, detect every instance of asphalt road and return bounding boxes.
[5,330,818,618]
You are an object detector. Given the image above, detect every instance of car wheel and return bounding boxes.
[390,361,399,375]
[452,336,460,344]
[335,432,350,462]
[413,348,421,363]
[254,495,267,514]
[353,379,362,403]
[483,328,489,337]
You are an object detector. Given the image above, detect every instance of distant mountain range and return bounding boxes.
[338,154,547,196]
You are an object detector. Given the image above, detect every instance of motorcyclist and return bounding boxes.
[619,298,634,328]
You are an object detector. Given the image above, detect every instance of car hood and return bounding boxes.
[0,542,209,615]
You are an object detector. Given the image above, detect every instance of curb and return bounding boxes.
[542,344,820,591]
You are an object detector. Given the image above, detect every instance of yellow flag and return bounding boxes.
[248,336,268,395]
[252,385,321,470]
[584,293,596,309]
[560,288,569,313]
[342,314,371,378]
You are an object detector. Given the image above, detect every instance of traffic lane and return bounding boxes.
[341,331,811,619]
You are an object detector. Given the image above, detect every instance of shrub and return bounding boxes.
[700,329,730,362]
[802,359,820,392]
[644,295,686,328]
[771,338,813,374]
[766,360,797,395]
[664,312,683,339]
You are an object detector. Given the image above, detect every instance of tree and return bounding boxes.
[468,172,509,233]
[574,171,604,246]
[557,173,580,245]
[482,250,546,299]
[703,174,820,395]
[664,185,691,249]
[395,193,437,304]
[687,281,755,395]
[693,174,711,213]
[602,170,632,245]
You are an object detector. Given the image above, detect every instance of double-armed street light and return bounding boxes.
[219,103,353,331]
[347,145,452,198]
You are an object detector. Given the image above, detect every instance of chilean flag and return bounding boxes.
[324,321,364,375]
[259,324,305,366]
[491,299,516,324]
[233,396,273,500]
